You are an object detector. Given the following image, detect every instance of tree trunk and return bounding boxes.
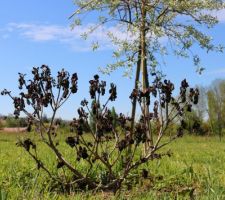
[130,45,141,136]
[218,112,222,141]
[206,109,214,136]
[140,0,153,154]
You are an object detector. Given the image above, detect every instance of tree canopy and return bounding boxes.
[71,0,224,75]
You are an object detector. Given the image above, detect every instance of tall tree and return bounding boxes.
[70,0,224,146]
[207,80,225,140]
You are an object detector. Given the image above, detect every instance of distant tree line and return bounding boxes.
[0,115,28,128]
[1,79,224,139]
[183,79,225,139]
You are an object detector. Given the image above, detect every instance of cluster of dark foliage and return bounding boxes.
[1,65,78,118]
[1,66,198,193]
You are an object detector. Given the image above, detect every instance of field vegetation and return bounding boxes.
[1,132,225,199]
[1,66,225,200]
[1,1,225,199]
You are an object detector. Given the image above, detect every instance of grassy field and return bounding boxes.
[0,132,225,200]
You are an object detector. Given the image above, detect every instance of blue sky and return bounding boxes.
[0,0,225,120]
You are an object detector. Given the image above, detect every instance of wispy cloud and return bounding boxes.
[206,67,225,75]
[217,9,225,23]
[1,34,9,39]
[4,22,135,52]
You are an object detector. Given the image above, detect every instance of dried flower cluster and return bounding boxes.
[1,66,198,192]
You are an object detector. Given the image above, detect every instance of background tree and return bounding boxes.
[193,86,207,120]
[42,113,49,124]
[4,115,28,128]
[70,0,224,146]
[207,80,225,140]
[0,119,4,129]
[111,106,118,128]
[184,110,206,135]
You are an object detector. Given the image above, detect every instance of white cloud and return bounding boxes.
[212,9,225,23]
[6,22,135,52]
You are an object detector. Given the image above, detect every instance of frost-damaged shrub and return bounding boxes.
[1,66,199,193]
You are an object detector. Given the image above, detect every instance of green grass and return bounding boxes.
[1,132,225,200]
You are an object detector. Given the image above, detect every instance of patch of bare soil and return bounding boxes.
[0,127,27,133]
